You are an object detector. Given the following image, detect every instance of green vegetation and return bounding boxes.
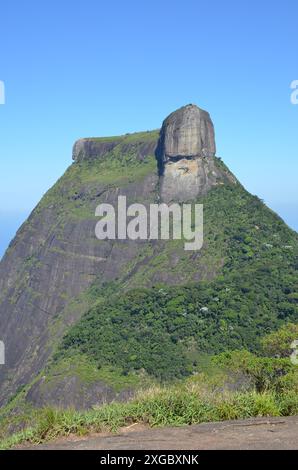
[1,342,297,449]
[36,130,158,221]
[46,173,297,382]
[36,152,157,221]
[90,130,159,144]
[40,354,148,392]
[55,250,297,381]
[261,323,298,358]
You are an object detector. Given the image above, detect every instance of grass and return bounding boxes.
[36,152,158,220]
[89,129,159,143]
[2,341,297,450]
[41,354,146,392]
[1,377,297,450]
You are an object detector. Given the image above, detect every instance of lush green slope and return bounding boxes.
[54,183,298,381]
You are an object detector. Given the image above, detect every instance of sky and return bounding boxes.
[0,0,297,257]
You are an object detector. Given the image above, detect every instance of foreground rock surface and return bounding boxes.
[22,416,298,450]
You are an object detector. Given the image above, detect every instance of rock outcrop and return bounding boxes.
[156,104,223,202]
[73,133,158,162]
[157,104,216,163]
[72,138,121,161]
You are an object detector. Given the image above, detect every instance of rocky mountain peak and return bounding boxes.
[156,104,222,202]
[157,104,216,164]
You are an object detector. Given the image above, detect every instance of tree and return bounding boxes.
[261,323,298,358]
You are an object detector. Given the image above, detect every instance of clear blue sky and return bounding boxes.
[0,0,297,257]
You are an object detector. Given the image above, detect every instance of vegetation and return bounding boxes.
[1,342,297,449]
[55,266,298,381]
[261,323,298,358]
[50,175,298,382]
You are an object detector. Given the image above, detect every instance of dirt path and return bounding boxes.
[24,415,298,450]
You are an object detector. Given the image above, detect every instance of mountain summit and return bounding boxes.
[158,104,216,161]
[157,104,231,202]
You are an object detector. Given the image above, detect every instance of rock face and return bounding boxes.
[156,104,221,202]
[158,104,216,162]
[73,135,157,162]
[72,138,121,161]
[26,374,134,410]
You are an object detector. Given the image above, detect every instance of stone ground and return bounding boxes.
[22,415,298,450]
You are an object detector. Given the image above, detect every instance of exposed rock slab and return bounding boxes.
[156,104,224,202]
[73,133,158,162]
[160,156,229,203]
[24,416,298,450]
[157,104,216,163]
[26,374,134,410]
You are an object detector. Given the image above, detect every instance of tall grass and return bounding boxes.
[1,380,297,450]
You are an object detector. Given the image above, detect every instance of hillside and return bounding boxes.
[0,105,297,412]
[30,181,297,408]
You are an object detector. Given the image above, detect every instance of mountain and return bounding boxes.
[0,105,297,410]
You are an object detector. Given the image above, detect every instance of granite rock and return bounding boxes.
[157,104,216,163]
[156,104,220,202]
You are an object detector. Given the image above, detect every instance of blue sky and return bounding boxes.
[0,0,297,257]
